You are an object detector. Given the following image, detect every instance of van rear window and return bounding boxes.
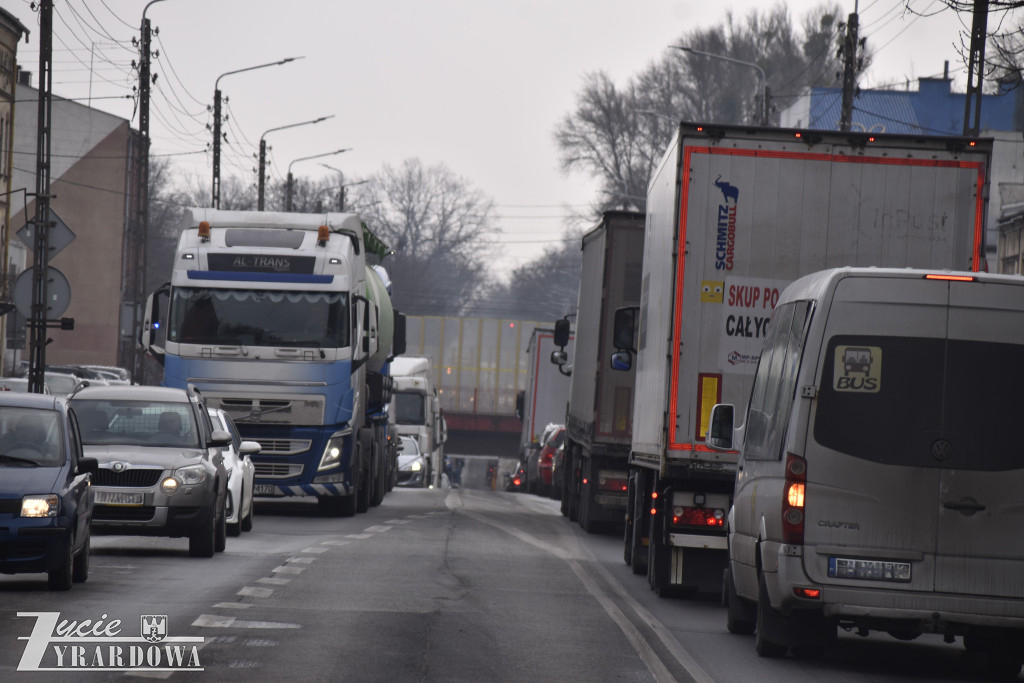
[814,336,1024,471]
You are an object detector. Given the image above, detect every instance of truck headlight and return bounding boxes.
[318,428,352,472]
[21,494,59,518]
[174,464,207,485]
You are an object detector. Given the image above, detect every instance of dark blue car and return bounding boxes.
[0,392,97,590]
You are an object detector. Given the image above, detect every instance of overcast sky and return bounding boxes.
[9,0,977,275]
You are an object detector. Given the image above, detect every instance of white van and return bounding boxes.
[707,267,1024,675]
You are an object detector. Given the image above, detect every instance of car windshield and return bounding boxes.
[0,407,63,466]
[399,437,420,455]
[73,399,199,448]
[168,287,350,349]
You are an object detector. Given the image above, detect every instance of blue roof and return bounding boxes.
[803,79,1021,134]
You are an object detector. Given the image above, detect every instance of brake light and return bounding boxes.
[782,453,807,544]
[925,273,974,282]
[794,587,820,599]
[512,477,521,487]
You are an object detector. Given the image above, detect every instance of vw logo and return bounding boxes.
[111,461,127,472]
[931,439,953,462]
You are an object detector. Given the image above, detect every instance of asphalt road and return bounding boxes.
[0,480,1010,682]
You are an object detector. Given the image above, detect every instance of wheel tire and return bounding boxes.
[227,520,242,537]
[48,533,74,591]
[214,499,227,553]
[189,504,217,558]
[319,494,356,518]
[755,572,789,658]
[240,497,254,532]
[725,567,757,635]
[72,532,90,584]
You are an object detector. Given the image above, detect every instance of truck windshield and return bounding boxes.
[168,288,349,348]
[395,393,426,425]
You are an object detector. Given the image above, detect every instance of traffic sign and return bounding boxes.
[17,208,76,257]
[12,267,72,319]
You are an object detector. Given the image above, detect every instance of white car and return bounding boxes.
[208,408,258,535]
[396,435,428,488]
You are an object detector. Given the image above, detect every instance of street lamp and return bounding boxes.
[286,149,351,212]
[212,56,303,208]
[258,115,334,211]
[321,163,368,212]
[672,45,767,125]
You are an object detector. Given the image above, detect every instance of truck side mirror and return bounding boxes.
[140,282,170,365]
[610,351,631,371]
[705,404,735,451]
[553,317,571,347]
[550,349,567,367]
[515,390,525,421]
[612,306,638,352]
[393,311,407,357]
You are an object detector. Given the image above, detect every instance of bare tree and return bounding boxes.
[347,158,496,316]
[555,3,844,216]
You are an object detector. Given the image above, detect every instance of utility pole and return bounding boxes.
[133,0,163,383]
[963,0,989,136]
[838,4,860,132]
[28,0,53,394]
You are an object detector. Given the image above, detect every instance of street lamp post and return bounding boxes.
[321,163,368,211]
[672,45,767,125]
[286,149,351,212]
[258,115,334,211]
[212,56,302,208]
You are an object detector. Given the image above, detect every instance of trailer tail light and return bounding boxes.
[672,506,725,529]
[794,587,820,599]
[197,221,211,242]
[597,472,628,493]
[782,453,807,544]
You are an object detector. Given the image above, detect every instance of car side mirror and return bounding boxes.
[239,440,261,457]
[209,430,232,447]
[78,457,99,475]
[705,404,735,451]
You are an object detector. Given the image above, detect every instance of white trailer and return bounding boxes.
[389,355,446,487]
[516,326,572,494]
[613,122,992,596]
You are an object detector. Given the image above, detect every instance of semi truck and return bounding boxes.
[550,211,645,531]
[140,209,404,517]
[389,355,446,488]
[516,326,573,496]
[611,122,992,596]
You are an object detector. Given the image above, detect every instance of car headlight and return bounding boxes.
[174,464,208,486]
[318,428,351,472]
[161,477,179,495]
[21,495,59,518]
[401,458,424,472]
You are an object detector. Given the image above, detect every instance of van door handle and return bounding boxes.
[943,500,986,513]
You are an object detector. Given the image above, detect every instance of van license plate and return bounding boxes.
[828,557,911,582]
[95,491,144,506]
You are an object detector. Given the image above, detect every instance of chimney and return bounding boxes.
[17,68,32,87]
[944,61,949,80]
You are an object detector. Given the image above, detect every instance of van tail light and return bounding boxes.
[782,453,807,544]
[672,506,726,529]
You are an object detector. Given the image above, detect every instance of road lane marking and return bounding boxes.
[363,525,392,533]
[286,556,316,564]
[257,577,291,585]
[322,540,351,546]
[301,546,329,554]
[238,586,274,598]
[193,615,300,629]
[214,602,253,609]
[345,533,374,539]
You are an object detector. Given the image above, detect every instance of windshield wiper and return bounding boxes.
[0,454,41,466]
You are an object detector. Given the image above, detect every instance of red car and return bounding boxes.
[528,425,564,497]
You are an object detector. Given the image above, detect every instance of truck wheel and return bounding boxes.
[725,567,756,635]
[629,473,649,575]
[755,572,788,657]
[319,494,356,518]
[579,478,594,533]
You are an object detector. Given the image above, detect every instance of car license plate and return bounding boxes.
[253,484,281,497]
[95,490,144,506]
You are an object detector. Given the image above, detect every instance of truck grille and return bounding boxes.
[93,469,163,487]
[211,397,325,426]
[254,463,303,479]
[253,439,312,456]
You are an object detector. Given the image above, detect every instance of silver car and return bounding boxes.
[70,385,230,558]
